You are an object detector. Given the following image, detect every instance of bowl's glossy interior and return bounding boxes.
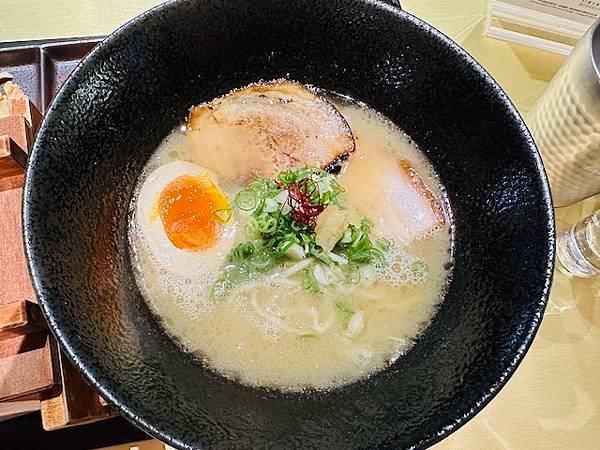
[23,0,554,448]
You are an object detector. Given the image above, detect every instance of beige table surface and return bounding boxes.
[2,1,599,449]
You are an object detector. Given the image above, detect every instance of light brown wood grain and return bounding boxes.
[0,300,46,341]
[0,183,52,402]
[0,82,42,131]
[0,173,24,192]
[0,88,39,188]
[0,135,26,182]
[0,396,40,422]
[0,301,27,333]
[41,351,115,431]
[0,186,35,304]
[95,439,168,450]
[0,80,54,411]
[0,332,57,401]
[0,116,32,153]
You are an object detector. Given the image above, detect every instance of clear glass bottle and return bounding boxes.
[556,210,600,278]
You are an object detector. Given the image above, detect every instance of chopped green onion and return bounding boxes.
[210,278,233,301]
[376,237,392,252]
[298,333,316,340]
[229,242,258,262]
[277,169,299,185]
[248,216,278,235]
[264,197,279,213]
[213,166,395,299]
[339,228,353,244]
[312,264,329,286]
[328,252,348,265]
[275,190,289,204]
[333,217,390,269]
[235,189,257,211]
[346,311,364,337]
[348,264,362,284]
[274,239,296,258]
[285,243,305,261]
[302,267,321,294]
[369,248,386,267]
[359,265,375,284]
[213,208,232,224]
[411,261,427,278]
[334,299,355,323]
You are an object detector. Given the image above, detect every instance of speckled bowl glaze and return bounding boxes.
[23,0,554,448]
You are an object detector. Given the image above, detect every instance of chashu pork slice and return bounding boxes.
[187,81,355,182]
[340,149,445,245]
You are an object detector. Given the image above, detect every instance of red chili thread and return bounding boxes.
[277,177,325,228]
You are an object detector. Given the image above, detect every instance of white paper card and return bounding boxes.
[503,0,600,24]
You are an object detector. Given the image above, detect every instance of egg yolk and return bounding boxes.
[157,174,230,250]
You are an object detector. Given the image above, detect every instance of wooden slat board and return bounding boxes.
[0,109,53,404]
[0,75,56,414]
[0,332,57,401]
[96,439,170,450]
[0,396,40,422]
[41,352,115,431]
[0,187,35,304]
[0,40,119,431]
[0,301,46,340]
[0,135,26,181]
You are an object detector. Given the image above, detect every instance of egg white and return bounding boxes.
[134,160,238,279]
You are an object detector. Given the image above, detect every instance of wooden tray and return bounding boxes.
[0,37,113,428]
[0,37,101,114]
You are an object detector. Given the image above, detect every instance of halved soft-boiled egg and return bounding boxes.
[135,161,237,277]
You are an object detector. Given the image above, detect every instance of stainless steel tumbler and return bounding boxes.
[528,17,600,207]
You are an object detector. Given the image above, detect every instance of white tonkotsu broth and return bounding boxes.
[129,89,452,392]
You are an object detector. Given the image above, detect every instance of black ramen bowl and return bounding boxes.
[23,0,554,448]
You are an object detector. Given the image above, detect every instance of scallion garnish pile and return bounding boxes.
[211,166,393,299]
